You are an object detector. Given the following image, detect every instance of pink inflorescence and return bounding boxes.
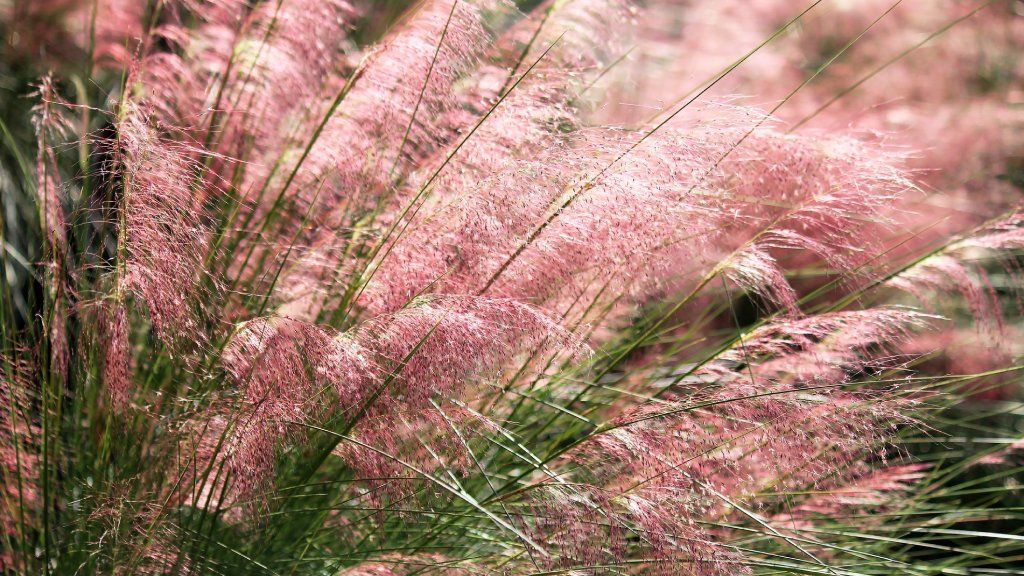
[13,0,1024,574]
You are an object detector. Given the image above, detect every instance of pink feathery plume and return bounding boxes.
[219,316,375,498]
[358,296,573,406]
[85,0,148,66]
[277,0,634,320]
[266,0,510,316]
[714,308,932,385]
[333,297,578,484]
[337,565,399,576]
[724,246,799,311]
[50,0,245,72]
[977,438,1024,466]
[526,482,742,576]
[358,108,911,321]
[592,0,803,125]
[281,0,506,228]
[496,0,634,79]
[222,0,355,168]
[104,102,221,407]
[123,0,358,301]
[87,494,192,575]
[336,564,404,576]
[888,255,1002,331]
[32,76,73,380]
[1,0,181,64]
[602,0,1023,126]
[334,405,505,502]
[601,0,1022,275]
[174,410,232,515]
[223,316,376,410]
[426,0,635,193]
[522,308,928,574]
[98,303,132,409]
[142,3,248,125]
[31,76,70,252]
[0,356,39,574]
[593,0,1023,304]
[770,0,1024,119]
[773,464,928,527]
[709,130,912,311]
[355,149,605,315]
[116,105,210,341]
[951,210,1024,252]
[219,296,575,501]
[888,209,1024,332]
[624,311,919,478]
[901,327,1021,402]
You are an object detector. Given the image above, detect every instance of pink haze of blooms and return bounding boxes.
[3,0,1023,574]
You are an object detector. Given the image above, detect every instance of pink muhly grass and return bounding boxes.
[0,358,39,573]
[5,0,1024,574]
[31,77,71,254]
[277,0,634,319]
[283,0,505,225]
[888,254,1003,331]
[977,438,1024,466]
[698,308,932,383]
[129,1,249,129]
[526,309,929,572]
[887,208,1024,334]
[92,100,221,406]
[357,296,576,405]
[772,463,929,522]
[32,76,72,381]
[219,295,575,500]
[88,0,147,66]
[86,493,194,575]
[113,104,212,345]
[258,0,509,315]
[617,0,1024,265]
[220,0,356,166]
[97,302,132,409]
[219,315,376,498]
[355,113,912,319]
